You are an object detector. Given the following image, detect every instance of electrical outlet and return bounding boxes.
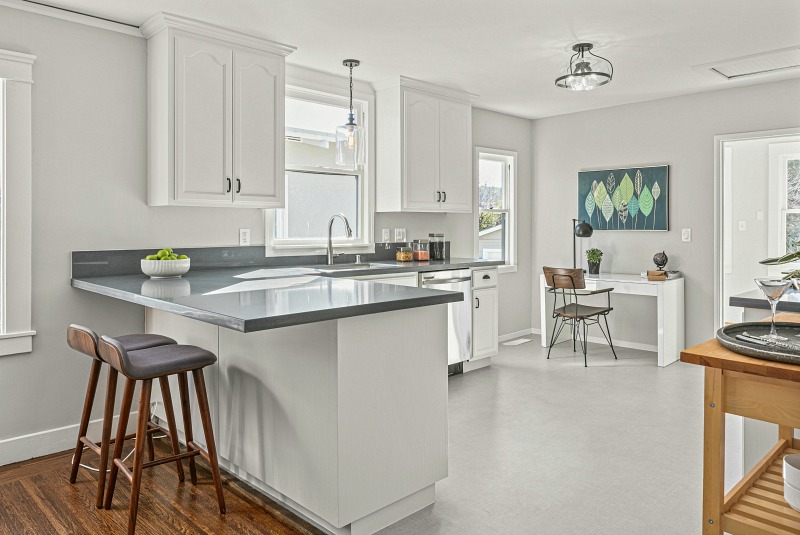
[681,228,692,242]
[239,228,250,246]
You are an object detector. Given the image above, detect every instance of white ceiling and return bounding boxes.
[43,0,800,119]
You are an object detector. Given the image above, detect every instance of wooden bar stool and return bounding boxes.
[67,325,180,508]
[98,336,226,534]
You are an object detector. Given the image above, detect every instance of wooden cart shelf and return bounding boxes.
[724,440,800,535]
[681,313,800,535]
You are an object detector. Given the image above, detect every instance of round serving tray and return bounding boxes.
[716,322,800,365]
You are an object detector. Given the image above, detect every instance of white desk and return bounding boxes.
[538,273,685,367]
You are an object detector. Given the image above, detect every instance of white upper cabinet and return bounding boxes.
[376,77,476,213]
[142,13,294,208]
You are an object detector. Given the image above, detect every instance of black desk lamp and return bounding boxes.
[573,219,593,269]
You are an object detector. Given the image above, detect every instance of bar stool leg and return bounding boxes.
[158,377,185,482]
[192,369,226,514]
[146,405,155,462]
[177,372,197,485]
[127,379,152,535]
[104,377,136,510]
[95,367,118,508]
[69,359,102,484]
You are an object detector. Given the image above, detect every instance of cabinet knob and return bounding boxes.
[226,178,231,193]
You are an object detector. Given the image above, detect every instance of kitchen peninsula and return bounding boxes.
[71,248,500,535]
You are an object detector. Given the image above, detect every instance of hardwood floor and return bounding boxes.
[0,438,323,535]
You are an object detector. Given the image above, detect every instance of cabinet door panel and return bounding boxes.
[438,99,472,212]
[174,35,233,203]
[472,287,498,360]
[233,50,284,207]
[403,89,440,210]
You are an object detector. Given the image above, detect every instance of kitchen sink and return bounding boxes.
[315,263,383,273]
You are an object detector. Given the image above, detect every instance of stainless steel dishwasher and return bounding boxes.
[419,269,471,372]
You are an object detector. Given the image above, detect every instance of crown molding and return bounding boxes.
[141,12,296,57]
[0,48,36,83]
[372,75,478,102]
[0,0,142,37]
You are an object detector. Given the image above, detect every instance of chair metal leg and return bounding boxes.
[572,319,576,352]
[582,319,588,367]
[546,315,561,359]
[70,359,102,484]
[602,315,618,359]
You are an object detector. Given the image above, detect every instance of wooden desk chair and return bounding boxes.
[542,267,618,367]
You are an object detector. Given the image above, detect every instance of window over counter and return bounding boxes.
[266,86,373,254]
[475,148,517,272]
[767,140,800,273]
[0,49,36,356]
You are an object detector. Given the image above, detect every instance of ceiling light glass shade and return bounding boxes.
[335,115,366,167]
[555,43,613,91]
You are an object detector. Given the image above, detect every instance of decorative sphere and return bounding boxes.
[653,251,668,270]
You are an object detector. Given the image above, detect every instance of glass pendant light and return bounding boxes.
[555,43,613,91]
[335,59,366,167]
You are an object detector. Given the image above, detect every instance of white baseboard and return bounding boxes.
[584,335,657,354]
[0,411,139,467]
[498,328,533,343]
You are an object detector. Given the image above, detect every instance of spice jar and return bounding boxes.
[396,247,412,262]
[412,240,430,261]
[429,233,445,260]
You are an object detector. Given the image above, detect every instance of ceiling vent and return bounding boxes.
[694,46,800,80]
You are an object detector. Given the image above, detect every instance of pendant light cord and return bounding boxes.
[349,64,355,117]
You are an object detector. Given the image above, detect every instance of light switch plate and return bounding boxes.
[738,221,747,231]
[681,228,692,242]
[239,228,250,246]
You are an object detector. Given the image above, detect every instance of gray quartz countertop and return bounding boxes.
[730,289,800,313]
[71,259,502,332]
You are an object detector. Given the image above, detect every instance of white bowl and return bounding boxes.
[141,258,190,278]
[785,479,800,512]
[784,454,800,491]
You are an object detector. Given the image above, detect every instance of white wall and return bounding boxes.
[532,78,800,347]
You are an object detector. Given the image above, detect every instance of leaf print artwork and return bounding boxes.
[601,195,613,225]
[634,170,643,227]
[591,180,598,194]
[639,185,654,228]
[619,201,628,226]
[593,181,607,228]
[652,181,661,230]
[619,173,634,203]
[606,173,616,196]
[585,191,596,222]
[611,189,622,229]
[628,195,639,229]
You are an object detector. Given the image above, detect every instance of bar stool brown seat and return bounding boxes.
[67,325,178,508]
[98,336,226,534]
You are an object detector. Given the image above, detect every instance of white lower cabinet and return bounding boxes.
[471,269,498,360]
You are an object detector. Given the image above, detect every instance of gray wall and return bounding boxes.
[0,7,266,444]
[532,78,800,347]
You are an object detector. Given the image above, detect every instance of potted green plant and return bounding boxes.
[760,246,800,288]
[586,248,603,275]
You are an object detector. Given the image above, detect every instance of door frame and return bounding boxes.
[713,126,800,331]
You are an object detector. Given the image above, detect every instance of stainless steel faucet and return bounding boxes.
[327,213,353,265]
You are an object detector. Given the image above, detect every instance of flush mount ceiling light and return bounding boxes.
[335,59,366,167]
[555,43,613,91]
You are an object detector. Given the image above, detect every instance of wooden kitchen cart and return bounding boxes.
[681,314,800,535]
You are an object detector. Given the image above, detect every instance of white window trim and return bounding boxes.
[0,49,36,356]
[265,68,375,257]
[474,147,517,273]
[767,141,800,276]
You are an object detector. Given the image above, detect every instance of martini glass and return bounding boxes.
[754,278,793,340]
